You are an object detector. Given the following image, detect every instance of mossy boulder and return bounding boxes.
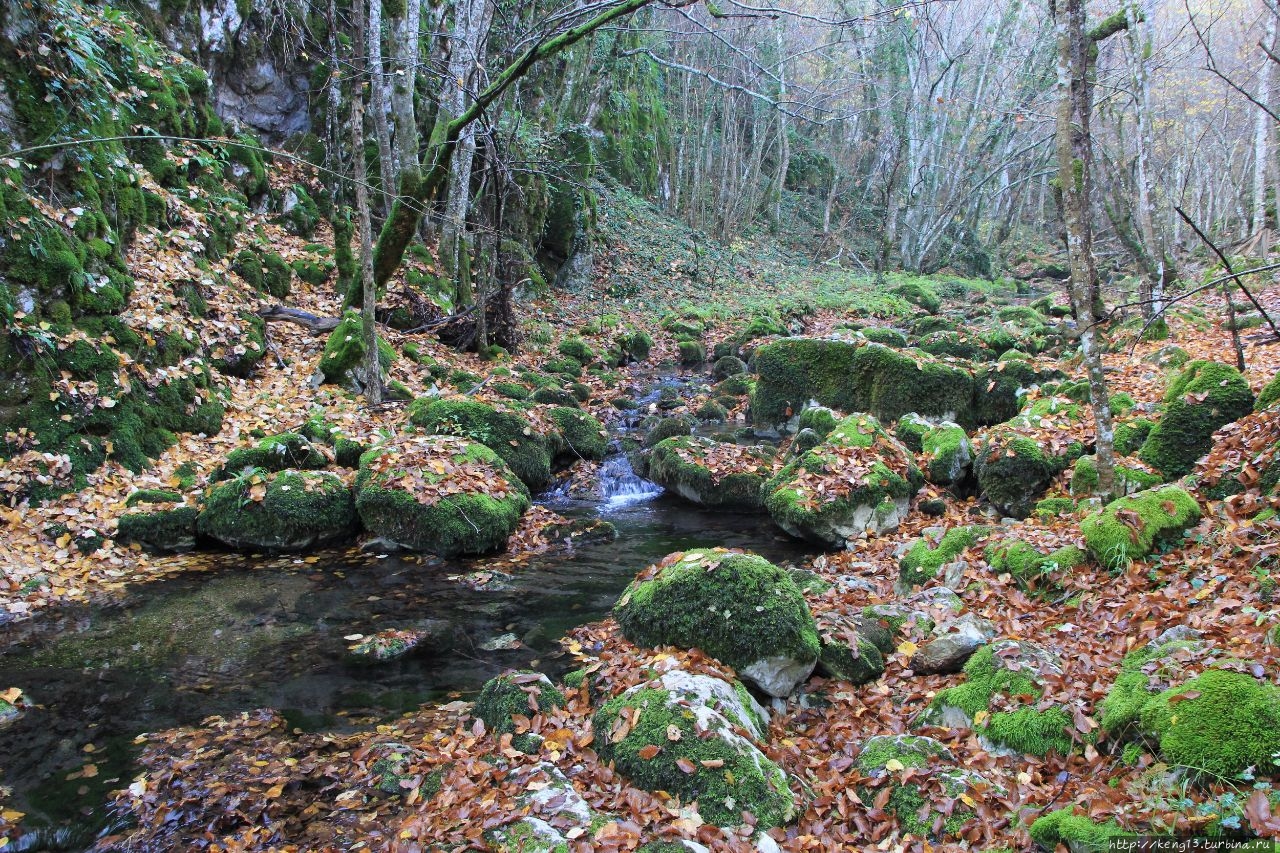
[317,310,397,393]
[613,549,820,696]
[530,386,577,407]
[556,337,596,366]
[678,340,707,365]
[860,326,907,347]
[615,329,653,364]
[916,640,1072,756]
[1135,669,1280,778]
[974,397,1087,518]
[214,432,328,481]
[649,436,776,511]
[1098,635,1210,739]
[488,763,602,850]
[917,330,985,361]
[355,436,531,556]
[694,399,728,422]
[752,339,982,430]
[1139,361,1254,477]
[857,734,997,840]
[117,505,199,553]
[984,541,1085,593]
[593,677,796,828]
[899,526,989,588]
[763,414,923,547]
[918,422,973,486]
[891,280,941,313]
[1081,485,1200,572]
[644,414,696,448]
[817,632,886,685]
[1256,370,1280,411]
[712,355,748,380]
[547,406,608,463]
[197,470,357,551]
[407,397,552,490]
[475,671,565,751]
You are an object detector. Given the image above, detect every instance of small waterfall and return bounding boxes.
[597,452,662,508]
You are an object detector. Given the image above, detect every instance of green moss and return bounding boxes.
[976,431,1079,520]
[407,397,551,490]
[216,432,328,480]
[797,406,839,438]
[695,399,728,421]
[900,526,987,587]
[593,687,795,828]
[891,280,941,313]
[262,252,293,298]
[752,339,981,429]
[764,414,923,545]
[981,706,1074,756]
[548,407,608,462]
[279,184,321,238]
[1081,485,1201,572]
[856,734,951,772]
[1140,361,1254,476]
[474,672,565,738]
[649,437,774,511]
[530,386,577,407]
[918,330,985,361]
[1114,418,1155,456]
[818,635,885,685]
[354,438,530,556]
[317,310,395,388]
[1257,371,1280,411]
[197,470,356,551]
[861,326,907,347]
[1070,455,1163,497]
[492,382,530,400]
[124,489,182,507]
[116,506,199,553]
[921,423,972,485]
[1098,639,1204,736]
[615,329,652,363]
[1138,669,1280,778]
[930,645,1042,720]
[678,340,706,365]
[985,541,1082,591]
[557,337,596,365]
[1029,809,1131,852]
[644,414,695,448]
[613,549,820,675]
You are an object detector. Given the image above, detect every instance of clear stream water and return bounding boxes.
[0,379,812,849]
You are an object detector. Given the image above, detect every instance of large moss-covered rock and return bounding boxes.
[818,631,886,685]
[197,470,357,551]
[974,397,1086,518]
[916,640,1073,757]
[546,406,608,463]
[407,397,552,490]
[213,432,328,481]
[763,414,923,547]
[1137,669,1280,778]
[614,549,820,697]
[117,505,199,553]
[593,676,796,828]
[1081,485,1200,572]
[316,310,397,392]
[751,339,981,429]
[355,435,530,556]
[984,541,1086,593]
[1139,361,1254,477]
[648,436,775,511]
[1069,454,1162,497]
[1098,635,1210,739]
[911,420,973,486]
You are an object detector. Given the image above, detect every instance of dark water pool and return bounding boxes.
[0,483,810,847]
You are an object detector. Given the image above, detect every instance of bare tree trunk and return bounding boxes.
[1056,0,1116,500]
[391,0,422,180]
[1125,0,1166,316]
[353,0,382,403]
[438,0,489,308]
[1254,13,1277,249]
[368,0,396,216]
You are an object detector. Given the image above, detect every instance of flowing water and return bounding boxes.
[0,377,808,849]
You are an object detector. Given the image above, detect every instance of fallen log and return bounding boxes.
[257,305,340,333]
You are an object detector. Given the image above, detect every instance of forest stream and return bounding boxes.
[0,377,811,850]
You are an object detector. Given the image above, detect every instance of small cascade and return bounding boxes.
[597,452,662,508]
